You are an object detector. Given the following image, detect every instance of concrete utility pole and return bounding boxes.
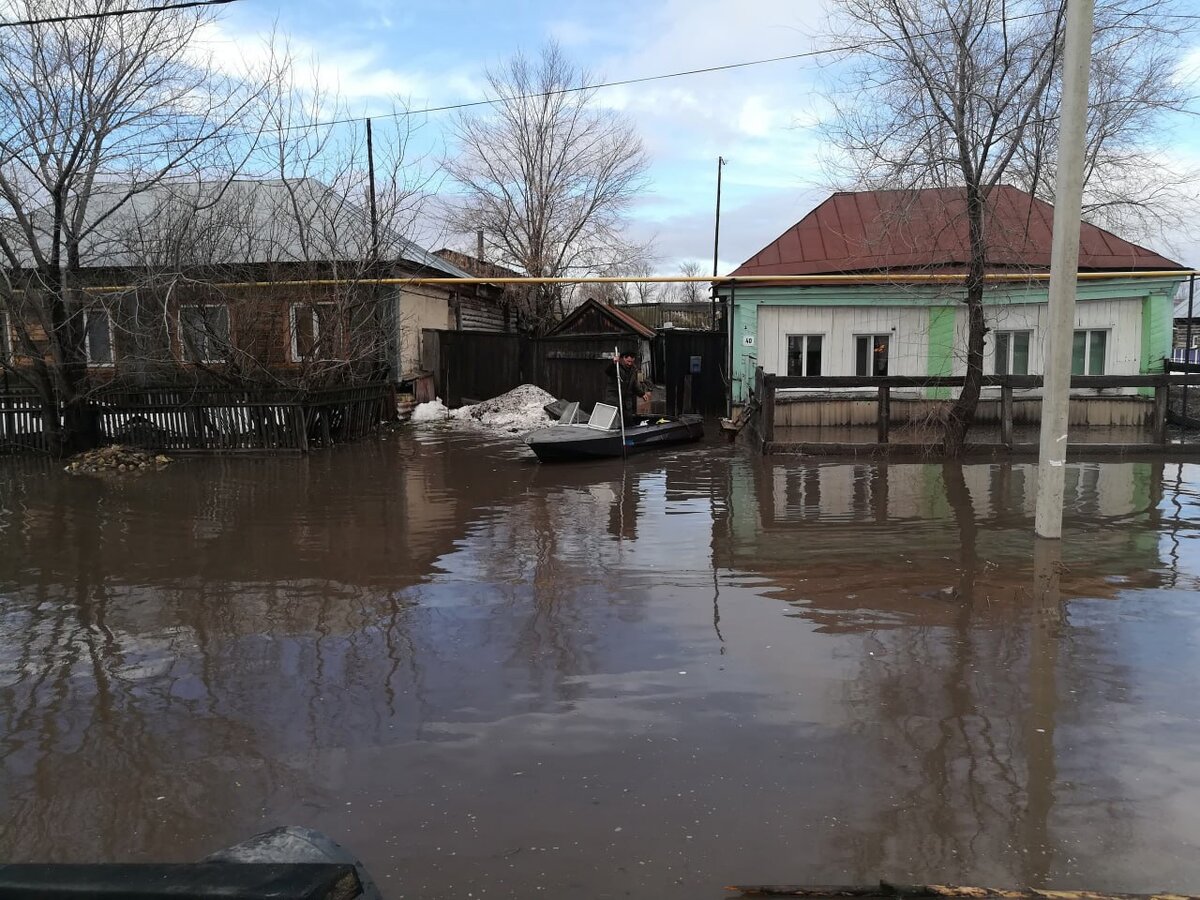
[1035,0,1096,539]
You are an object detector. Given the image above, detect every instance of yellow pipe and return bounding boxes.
[59,268,1195,294]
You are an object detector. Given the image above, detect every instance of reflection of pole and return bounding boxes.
[711,156,725,330]
[1025,537,1064,885]
[1035,0,1096,539]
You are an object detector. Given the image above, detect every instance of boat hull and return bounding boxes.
[525,416,704,462]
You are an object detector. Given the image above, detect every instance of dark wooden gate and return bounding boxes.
[660,329,727,416]
[424,330,527,406]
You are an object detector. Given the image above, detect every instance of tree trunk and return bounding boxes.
[944,185,988,456]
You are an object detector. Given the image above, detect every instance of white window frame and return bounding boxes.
[290,301,340,362]
[179,303,230,364]
[854,333,891,377]
[1072,328,1109,376]
[993,329,1032,376]
[84,308,114,367]
[785,333,824,377]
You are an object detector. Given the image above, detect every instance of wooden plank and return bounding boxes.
[0,863,361,899]
[727,885,1200,899]
[763,374,1171,390]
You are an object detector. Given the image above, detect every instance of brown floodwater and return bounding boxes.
[2,428,1200,898]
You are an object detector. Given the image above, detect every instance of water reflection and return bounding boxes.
[1,441,1199,896]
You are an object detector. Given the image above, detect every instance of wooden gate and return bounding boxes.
[660,329,727,416]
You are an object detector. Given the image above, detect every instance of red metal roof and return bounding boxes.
[729,186,1184,279]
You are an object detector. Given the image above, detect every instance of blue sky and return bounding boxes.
[205,0,1200,272]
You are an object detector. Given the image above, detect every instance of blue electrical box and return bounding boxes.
[690,355,702,374]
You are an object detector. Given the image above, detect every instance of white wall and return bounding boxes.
[757,306,931,378]
[398,287,453,378]
[951,296,1144,378]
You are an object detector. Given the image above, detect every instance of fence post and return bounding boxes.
[761,373,775,451]
[1154,378,1168,445]
[1001,380,1014,447]
[877,385,890,444]
[293,403,309,453]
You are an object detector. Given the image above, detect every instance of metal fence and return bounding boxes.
[0,382,393,455]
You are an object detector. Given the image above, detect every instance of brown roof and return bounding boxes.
[549,298,656,339]
[730,186,1184,279]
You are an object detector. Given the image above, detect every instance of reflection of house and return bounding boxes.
[712,458,1166,627]
[722,187,1187,406]
[3,180,507,385]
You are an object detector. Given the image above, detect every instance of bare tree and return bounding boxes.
[445,42,650,335]
[673,260,707,304]
[823,0,1193,453]
[0,0,257,453]
[105,39,442,391]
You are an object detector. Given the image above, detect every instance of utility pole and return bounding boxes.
[1034,0,1096,539]
[711,156,725,330]
[366,118,379,262]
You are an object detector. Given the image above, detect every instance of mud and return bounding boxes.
[2,431,1199,897]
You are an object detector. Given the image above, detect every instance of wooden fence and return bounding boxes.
[754,369,1200,454]
[0,382,392,455]
[423,328,729,414]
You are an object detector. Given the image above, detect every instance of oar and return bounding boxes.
[613,346,627,461]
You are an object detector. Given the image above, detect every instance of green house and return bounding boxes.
[721,187,1187,408]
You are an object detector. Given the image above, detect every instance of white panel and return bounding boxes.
[758,306,929,378]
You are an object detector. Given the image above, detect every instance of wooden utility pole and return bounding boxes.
[1035,0,1096,538]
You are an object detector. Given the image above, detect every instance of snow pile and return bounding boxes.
[410,398,450,423]
[449,384,556,434]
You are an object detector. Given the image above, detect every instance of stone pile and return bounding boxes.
[65,445,172,475]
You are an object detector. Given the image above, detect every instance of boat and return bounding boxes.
[525,401,704,462]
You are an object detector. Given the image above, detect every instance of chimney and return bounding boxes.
[476,230,485,263]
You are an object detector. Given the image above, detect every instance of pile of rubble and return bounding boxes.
[65,445,172,475]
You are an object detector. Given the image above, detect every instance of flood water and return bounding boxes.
[2,428,1200,898]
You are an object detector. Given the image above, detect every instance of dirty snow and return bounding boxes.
[410,385,556,434]
[410,398,451,423]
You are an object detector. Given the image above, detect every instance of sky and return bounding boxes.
[202,0,1200,274]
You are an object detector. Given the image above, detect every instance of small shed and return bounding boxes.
[530,299,657,404]
[548,298,656,372]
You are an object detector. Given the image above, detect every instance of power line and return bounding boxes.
[0,0,242,29]
[168,6,1200,145]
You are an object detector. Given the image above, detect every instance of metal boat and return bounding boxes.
[525,401,704,462]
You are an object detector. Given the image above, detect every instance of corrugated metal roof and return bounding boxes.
[730,186,1185,278]
[11,178,471,278]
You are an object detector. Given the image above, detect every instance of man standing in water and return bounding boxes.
[604,349,651,422]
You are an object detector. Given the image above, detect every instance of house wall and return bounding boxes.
[397,287,453,378]
[757,305,930,378]
[725,276,1183,404]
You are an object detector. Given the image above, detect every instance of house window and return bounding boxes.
[290,302,342,361]
[1072,329,1108,376]
[994,330,1031,376]
[85,309,113,365]
[786,334,823,377]
[180,304,230,363]
[855,334,890,376]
